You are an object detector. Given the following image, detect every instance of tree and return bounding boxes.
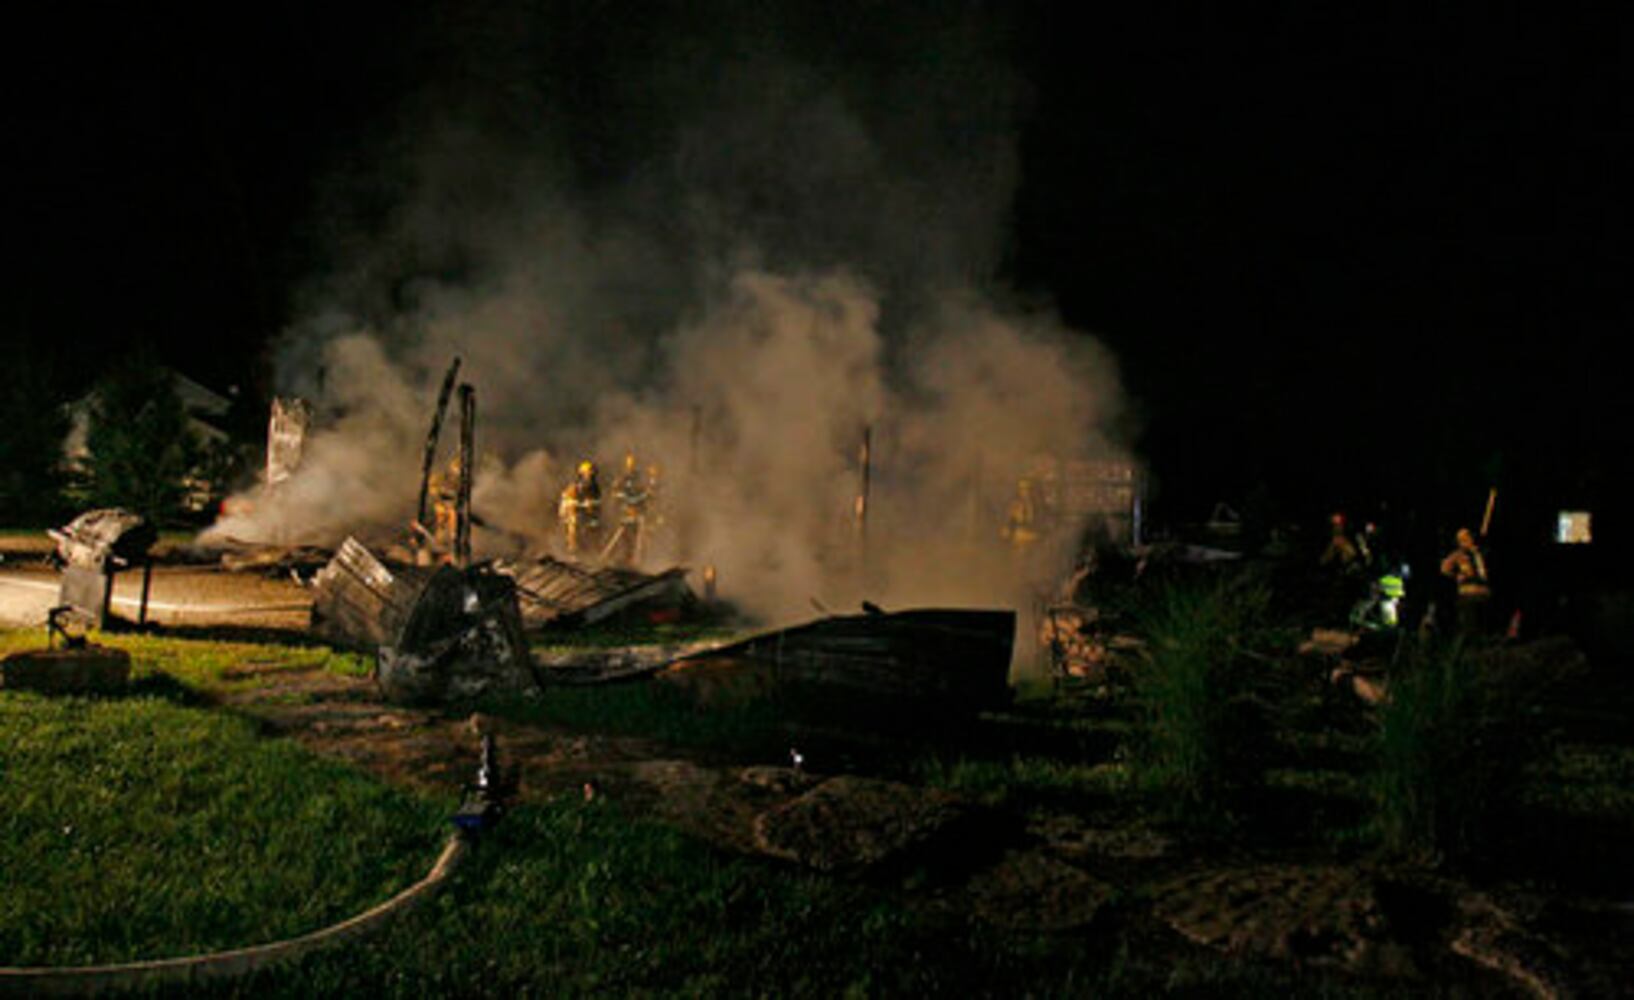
[0,333,70,524]
[83,358,203,523]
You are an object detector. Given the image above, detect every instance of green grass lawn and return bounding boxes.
[0,692,448,967]
[0,629,371,696]
[3,616,1622,995]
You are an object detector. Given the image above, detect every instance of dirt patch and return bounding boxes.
[1154,864,1420,978]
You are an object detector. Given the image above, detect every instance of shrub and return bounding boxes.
[1368,639,1540,864]
[1126,575,1269,819]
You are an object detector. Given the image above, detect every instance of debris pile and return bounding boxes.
[48,508,158,628]
[500,556,694,630]
[308,537,534,705]
[663,606,1015,715]
[376,564,535,705]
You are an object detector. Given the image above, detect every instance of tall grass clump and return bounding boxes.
[1126,575,1269,819]
[1369,639,1539,864]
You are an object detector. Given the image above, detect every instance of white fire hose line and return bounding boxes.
[0,575,309,615]
[0,834,467,995]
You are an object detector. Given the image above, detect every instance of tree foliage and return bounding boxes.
[0,334,70,523]
[83,358,203,523]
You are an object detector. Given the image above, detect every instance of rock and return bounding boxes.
[751,775,971,873]
[1154,865,1417,977]
[0,645,131,695]
[963,850,1113,931]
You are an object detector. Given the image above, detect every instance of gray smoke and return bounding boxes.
[206,3,1135,635]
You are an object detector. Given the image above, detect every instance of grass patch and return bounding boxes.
[915,753,1129,808]
[0,692,447,966]
[195,796,1405,999]
[1123,577,1270,820]
[1520,743,1634,820]
[1367,640,1544,864]
[0,628,372,695]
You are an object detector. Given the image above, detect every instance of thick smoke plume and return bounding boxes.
[206,3,1134,638]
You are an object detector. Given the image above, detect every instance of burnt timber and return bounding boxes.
[308,537,434,649]
[502,556,693,630]
[665,607,1016,712]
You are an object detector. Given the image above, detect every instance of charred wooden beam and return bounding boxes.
[416,356,462,530]
[455,383,475,567]
[266,396,312,488]
[308,537,433,649]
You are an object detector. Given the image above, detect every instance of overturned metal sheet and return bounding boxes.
[48,508,156,570]
[308,537,433,649]
[665,607,1016,712]
[500,556,692,629]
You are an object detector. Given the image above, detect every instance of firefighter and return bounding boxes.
[558,460,603,558]
[1440,527,1491,635]
[1000,477,1040,551]
[609,451,651,566]
[645,463,664,531]
[427,455,463,557]
[1319,511,1361,573]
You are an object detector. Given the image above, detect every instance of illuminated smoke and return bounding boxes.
[205,3,1136,632]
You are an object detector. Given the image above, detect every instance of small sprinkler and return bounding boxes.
[452,734,510,836]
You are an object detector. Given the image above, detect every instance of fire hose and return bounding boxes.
[0,740,508,996]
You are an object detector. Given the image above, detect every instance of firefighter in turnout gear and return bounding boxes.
[558,460,603,558]
[1319,511,1362,574]
[1001,477,1040,551]
[607,451,651,567]
[1440,526,1491,635]
[427,455,463,558]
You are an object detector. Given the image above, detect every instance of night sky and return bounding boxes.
[4,4,1624,534]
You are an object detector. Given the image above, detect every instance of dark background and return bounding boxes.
[3,4,1624,548]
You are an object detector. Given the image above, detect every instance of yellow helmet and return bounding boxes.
[577,460,596,477]
[623,451,637,473]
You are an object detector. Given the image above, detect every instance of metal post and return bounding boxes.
[138,560,154,627]
[98,568,114,632]
[455,384,475,567]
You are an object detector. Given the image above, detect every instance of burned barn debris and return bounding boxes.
[309,537,433,649]
[501,556,694,630]
[663,606,1015,714]
[308,537,534,705]
[266,396,312,488]
[47,508,159,629]
[376,564,535,705]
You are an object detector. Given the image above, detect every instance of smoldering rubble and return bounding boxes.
[202,5,1136,624]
